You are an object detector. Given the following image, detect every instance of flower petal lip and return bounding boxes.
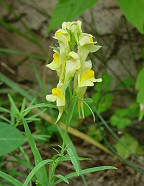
[54,29,70,43]
[46,53,61,71]
[79,33,95,46]
[46,87,65,107]
[46,94,56,102]
[79,70,96,87]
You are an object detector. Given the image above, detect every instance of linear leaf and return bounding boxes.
[55,166,117,185]
[23,119,48,186]
[0,73,33,101]
[0,171,22,186]
[23,103,57,113]
[67,147,80,176]
[23,159,52,186]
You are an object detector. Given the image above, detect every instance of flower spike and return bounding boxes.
[46,20,102,122]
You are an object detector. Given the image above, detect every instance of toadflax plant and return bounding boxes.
[0,21,116,186]
[46,20,102,122]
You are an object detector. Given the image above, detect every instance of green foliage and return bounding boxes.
[48,0,99,32]
[136,67,144,104]
[23,119,49,186]
[23,160,52,186]
[88,125,104,142]
[110,115,131,129]
[110,103,139,129]
[67,147,80,176]
[0,171,22,186]
[0,73,33,101]
[136,67,144,120]
[117,0,144,34]
[55,166,117,185]
[0,122,25,156]
[115,133,143,158]
[2,0,144,181]
[0,91,116,185]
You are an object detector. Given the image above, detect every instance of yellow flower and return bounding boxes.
[78,60,102,87]
[54,29,70,48]
[54,29,71,82]
[46,83,65,122]
[76,60,102,118]
[46,51,61,71]
[79,69,102,87]
[64,51,80,84]
[78,33,101,62]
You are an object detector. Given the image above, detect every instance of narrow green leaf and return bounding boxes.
[0,107,11,113]
[55,166,117,185]
[8,94,20,117]
[23,103,57,113]
[55,174,69,184]
[23,119,48,186]
[83,100,95,121]
[0,171,22,186]
[67,147,80,176]
[62,156,91,162]
[0,115,11,123]
[23,159,52,186]
[0,122,25,156]
[0,73,33,101]
[58,128,88,183]
[20,98,27,113]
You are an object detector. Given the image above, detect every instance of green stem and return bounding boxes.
[61,111,70,154]
[48,85,75,185]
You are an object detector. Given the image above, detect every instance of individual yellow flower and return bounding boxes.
[78,33,101,62]
[46,83,65,123]
[54,29,71,82]
[76,60,102,118]
[64,51,80,85]
[54,29,70,43]
[46,50,61,71]
[78,60,102,87]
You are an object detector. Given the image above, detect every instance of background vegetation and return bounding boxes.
[0,0,144,185]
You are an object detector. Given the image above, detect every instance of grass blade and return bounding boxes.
[23,103,56,113]
[0,73,33,101]
[23,159,52,186]
[67,147,80,176]
[55,166,117,185]
[0,171,22,186]
[23,119,48,186]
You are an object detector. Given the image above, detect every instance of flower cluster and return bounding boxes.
[46,21,102,122]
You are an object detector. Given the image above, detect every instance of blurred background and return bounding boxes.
[0,0,144,185]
